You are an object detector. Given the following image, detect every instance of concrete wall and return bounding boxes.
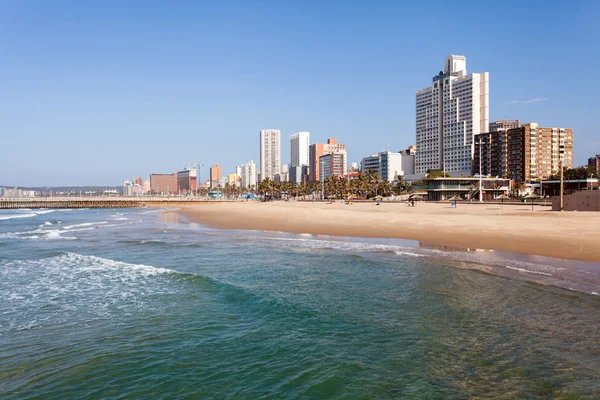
[552,191,600,211]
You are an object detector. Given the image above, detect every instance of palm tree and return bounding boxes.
[513,181,525,198]
[394,175,412,194]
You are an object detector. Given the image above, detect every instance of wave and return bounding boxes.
[0,213,37,221]
[504,265,553,276]
[62,221,108,230]
[254,236,427,258]
[118,239,170,246]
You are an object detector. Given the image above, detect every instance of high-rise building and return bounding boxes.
[259,129,281,181]
[319,152,346,180]
[177,168,197,192]
[210,165,221,188]
[241,160,258,188]
[360,151,415,183]
[474,123,574,182]
[472,121,521,177]
[309,138,347,181]
[589,155,600,176]
[290,131,310,168]
[415,54,489,176]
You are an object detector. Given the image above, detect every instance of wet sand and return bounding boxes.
[176,201,600,262]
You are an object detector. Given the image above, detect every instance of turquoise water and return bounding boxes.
[1,208,599,399]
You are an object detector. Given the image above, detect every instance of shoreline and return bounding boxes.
[174,201,600,263]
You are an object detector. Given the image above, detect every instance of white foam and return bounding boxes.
[62,221,108,230]
[504,266,553,276]
[35,210,56,215]
[1,253,180,332]
[394,251,426,257]
[0,213,37,221]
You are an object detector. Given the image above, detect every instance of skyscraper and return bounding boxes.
[290,131,310,168]
[259,129,281,181]
[210,165,221,188]
[415,54,489,176]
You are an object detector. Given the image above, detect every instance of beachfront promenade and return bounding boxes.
[0,197,228,209]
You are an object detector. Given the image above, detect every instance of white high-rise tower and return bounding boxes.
[290,131,310,168]
[415,54,489,176]
[259,129,281,181]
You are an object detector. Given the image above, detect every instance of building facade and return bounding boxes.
[415,54,489,176]
[289,165,309,184]
[150,173,177,194]
[507,123,573,182]
[422,177,511,201]
[474,123,574,182]
[360,151,415,183]
[260,129,281,181]
[241,160,258,188]
[490,120,521,132]
[290,131,310,169]
[309,138,347,181]
[319,152,346,180]
[176,168,197,192]
[209,165,222,188]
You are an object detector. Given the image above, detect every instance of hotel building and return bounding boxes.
[415,54,489,176]
[309,138,347,181]
[259,129,281,181]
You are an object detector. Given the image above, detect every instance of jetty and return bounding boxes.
[0,197,226,210]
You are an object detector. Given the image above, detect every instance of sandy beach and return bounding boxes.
[176,201,600,262]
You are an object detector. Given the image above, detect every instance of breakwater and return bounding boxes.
[0,198,224,209]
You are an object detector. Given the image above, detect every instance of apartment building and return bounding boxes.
[259,129,281,181]
[415,54,489,176]
[475,123,573,182]
[309,138,346,181]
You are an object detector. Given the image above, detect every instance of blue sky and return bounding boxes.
[1,0,598,186]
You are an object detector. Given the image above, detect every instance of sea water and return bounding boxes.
[1,208,599,399]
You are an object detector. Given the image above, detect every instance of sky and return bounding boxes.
[1,0,599,186]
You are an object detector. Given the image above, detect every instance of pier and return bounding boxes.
[0,197,226,210]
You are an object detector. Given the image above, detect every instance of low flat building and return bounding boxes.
[422,177,511,201]
[540,178,599,197]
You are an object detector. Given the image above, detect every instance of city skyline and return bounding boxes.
[1,1,598,186]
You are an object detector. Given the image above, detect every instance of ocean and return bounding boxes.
[1,207,599,399]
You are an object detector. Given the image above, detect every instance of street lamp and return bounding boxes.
[477,137,483,202]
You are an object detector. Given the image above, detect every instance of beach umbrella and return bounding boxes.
[525,193,541,211]
[409,194,423,200]
[494,193,511,209]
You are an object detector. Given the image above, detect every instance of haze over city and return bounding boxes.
[1,0,598,186]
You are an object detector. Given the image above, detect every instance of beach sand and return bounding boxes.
[176,201,600,262]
